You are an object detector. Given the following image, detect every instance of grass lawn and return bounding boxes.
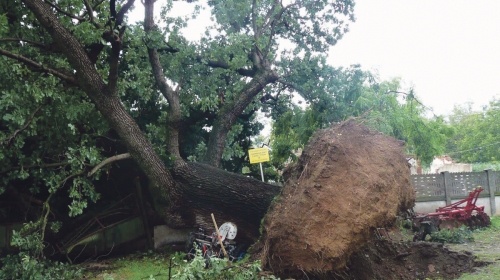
[450,216,500,279]
[83,251,179,280]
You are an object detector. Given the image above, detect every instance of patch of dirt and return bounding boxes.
[346,237,476,280]
[254,120,416,279]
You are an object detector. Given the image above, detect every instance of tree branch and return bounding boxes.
[204,69,279,166]
[78,0,106,19]
[1,153,131,177]
[108,37,122,93]
[115,0,135,28]
[144,0,182,159]
[87,153,131,177]
[385,90,430,111]
[0,48,79,85]
[107,0,133,93]
[260,0,279,31]
[0,38,49,49]
[156,45,256,77]
[277,78,304,95]
[43,0,85,21]
[263,2,292,57]
[83,0,95,23]
[23,0,180,224]
[144,1,176,104]
[1,103,45,147]
[252,0,258,40]
[201,57,256,77]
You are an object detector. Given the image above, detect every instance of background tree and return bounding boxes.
[270,77,452,180]
[446,99,500,163]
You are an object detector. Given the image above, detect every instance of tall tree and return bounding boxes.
[447,99,500,162]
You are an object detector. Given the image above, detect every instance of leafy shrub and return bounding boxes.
[430,226,474,244]
[471,162,500,172]
[170,248,277,280]
[0,224,83,280]
[0,253,83,280]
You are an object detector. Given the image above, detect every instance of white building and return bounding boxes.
[429,155,472,174]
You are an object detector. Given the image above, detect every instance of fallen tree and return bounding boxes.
[1,0,418,274]
[0,0,359,227]
[254,120,415,278]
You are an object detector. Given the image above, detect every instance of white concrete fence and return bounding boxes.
[412,170,500,216]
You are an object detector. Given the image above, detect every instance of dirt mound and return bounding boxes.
[256,120,415,279]
[347,240,476,279]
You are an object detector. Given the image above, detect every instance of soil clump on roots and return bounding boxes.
[254,120,416,279]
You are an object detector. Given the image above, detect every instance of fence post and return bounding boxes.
[485,169,496,216]
[441,171,452,205]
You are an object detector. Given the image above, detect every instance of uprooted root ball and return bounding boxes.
[255,119,415,279]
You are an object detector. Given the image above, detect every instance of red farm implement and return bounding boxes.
[412,187,491,241]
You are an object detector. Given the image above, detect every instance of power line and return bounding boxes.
[447,141,500,156]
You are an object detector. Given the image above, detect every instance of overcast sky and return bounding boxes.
[328,0,500,116]
[131,0,500,116]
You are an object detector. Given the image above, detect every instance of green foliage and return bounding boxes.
[350,78,452,165]
[446,98,500,163]
[0,254,83,280]
[0,0,361,191]
[269,76,452,176]
[82,250,277,280]
[471,162,500,172]
[0,224,82,280]
[171,250,277,280]
[430,226,475,244]
[270,107,319,172]
[1,1,434,277]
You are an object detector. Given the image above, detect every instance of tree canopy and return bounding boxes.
[270,77,453,178]
[446,99,500,163]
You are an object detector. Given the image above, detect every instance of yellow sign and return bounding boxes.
[248,147,270,164]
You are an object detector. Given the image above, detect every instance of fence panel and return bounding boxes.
[411,174,445,198]
[449,172,489,197]
[494,171,500,194]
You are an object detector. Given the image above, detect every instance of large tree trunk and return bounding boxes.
[174,162,281,242]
